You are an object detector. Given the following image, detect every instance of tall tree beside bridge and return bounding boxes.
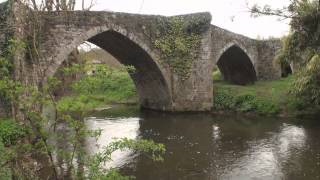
[251,0,320,110]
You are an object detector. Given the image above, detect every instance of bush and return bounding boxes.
[291,54,320,107]
[0,119,25,146]
[0,141,11,180]
[213,90,235,110]
[234,95,257,112]
[213,90,280,114]
[255,100,280,114]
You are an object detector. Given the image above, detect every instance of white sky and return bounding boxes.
[0,0,291,38]
[82,0,291,38]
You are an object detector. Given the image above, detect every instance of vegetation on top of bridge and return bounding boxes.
[153,13,211,80]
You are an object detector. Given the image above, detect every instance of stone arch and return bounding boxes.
[216,43,257,85]
[46,26,172,110]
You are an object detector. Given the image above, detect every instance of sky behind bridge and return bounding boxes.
[0,0,291,38]
[78,0,291,38]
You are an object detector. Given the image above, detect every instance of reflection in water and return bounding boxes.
[218,124,307,180]
[277,124,306,154]
[84,106,320,180]
[85,117,140,168]
[212,125,220,141]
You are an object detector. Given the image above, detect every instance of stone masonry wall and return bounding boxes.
[256,39,282,80]
[0,3,283,112]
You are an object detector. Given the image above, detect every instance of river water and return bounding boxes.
[84,105,320,180]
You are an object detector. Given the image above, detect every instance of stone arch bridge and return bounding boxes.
[0,5,282,112]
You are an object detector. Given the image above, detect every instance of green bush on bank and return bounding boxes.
[212,77,294,115]
[213,90,280,114]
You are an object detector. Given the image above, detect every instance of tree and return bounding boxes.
[251,0,320,109]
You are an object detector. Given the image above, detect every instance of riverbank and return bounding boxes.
[56,64,316,118]
[212,76,318,117]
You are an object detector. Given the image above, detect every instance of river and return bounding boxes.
[82,105,320,180]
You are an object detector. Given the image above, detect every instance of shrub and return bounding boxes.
[213,90,235,110]
[0,119,26,146]
[234,95,257,112]
[0,140,11,180]
[213,90,280,114]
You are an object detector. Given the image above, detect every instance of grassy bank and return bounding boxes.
[212,76,296,116]
[56,65,138,113]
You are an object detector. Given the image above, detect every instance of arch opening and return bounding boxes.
[217,45,257,85]
[281,62,292,78]
[54,30,171,110]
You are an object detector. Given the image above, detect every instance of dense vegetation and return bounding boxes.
[251,0,320,113]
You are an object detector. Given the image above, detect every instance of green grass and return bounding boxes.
[57,65,138,113]
[215,76,293,104]
[213,76,294,115]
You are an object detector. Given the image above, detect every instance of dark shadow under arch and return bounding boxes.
[60,30,172,110]
[217,45,257,85]
[281,62,292,78]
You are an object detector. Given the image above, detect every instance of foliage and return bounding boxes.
[0,39,25,113]
[154,16,204,80]
[0,118,26,146]
[0,140,11,180]
[213,90,235,110]
[291,54,320,106]
[212,68,222,81]
[281,1,320,108]
[213,89,280,114]
[87,138,165,179]
[251,0,320,110]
